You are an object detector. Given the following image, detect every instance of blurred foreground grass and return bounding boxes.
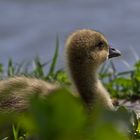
[0,43,140,139]
[0,89,134,140]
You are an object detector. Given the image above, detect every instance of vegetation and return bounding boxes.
[100,60,140,99]
[0,42,140,139]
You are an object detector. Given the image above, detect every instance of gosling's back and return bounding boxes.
[0,77,58,111]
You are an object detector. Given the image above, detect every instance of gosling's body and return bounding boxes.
[0,29,121,112]
[0,77,58,111]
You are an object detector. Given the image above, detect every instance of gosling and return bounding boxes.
[66,29,121,110]
[0,29,121,112]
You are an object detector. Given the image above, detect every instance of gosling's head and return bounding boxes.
[66,29,121,68]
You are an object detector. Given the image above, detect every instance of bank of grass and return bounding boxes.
[100,60,140,100]
[0,44,140,139]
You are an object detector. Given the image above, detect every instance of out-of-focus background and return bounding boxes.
[0,0,140,71]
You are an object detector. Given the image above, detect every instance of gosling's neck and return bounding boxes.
[69,62,113,110]
[69,61,97,106]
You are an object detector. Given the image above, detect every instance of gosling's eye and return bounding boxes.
[97,41,104,48]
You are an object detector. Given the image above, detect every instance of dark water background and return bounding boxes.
[0,0,140,72]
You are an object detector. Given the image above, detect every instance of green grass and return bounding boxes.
[0,88,139,140]
[100,60,140,99]
[0,44,140,139]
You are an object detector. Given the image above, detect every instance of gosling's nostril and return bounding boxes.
[109,47,121,58]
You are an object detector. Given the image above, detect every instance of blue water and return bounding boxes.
[0,0,140,71]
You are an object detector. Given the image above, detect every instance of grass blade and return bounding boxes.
[33,56,44,78]
[12,125,18,140]
[48,35,59,76]
[8,59,14,76]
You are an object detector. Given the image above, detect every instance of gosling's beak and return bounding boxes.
[108,46,121,58]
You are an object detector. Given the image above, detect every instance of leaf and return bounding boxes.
[93,123,128,140]
[131,111,138,131]
[28,88,86,140]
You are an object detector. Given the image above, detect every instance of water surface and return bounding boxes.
[0,0,140,71]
